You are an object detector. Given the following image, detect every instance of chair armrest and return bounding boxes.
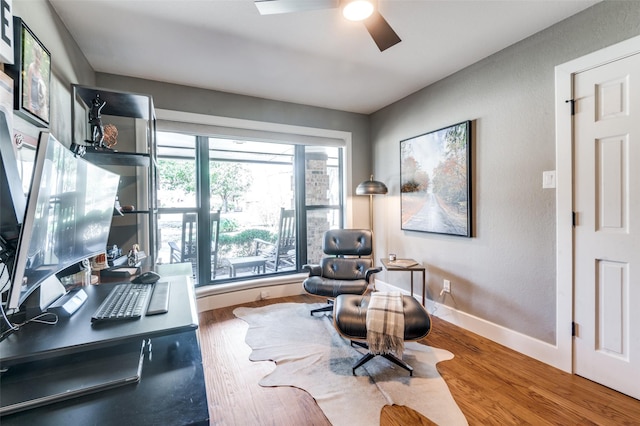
[253,238,273,246]
[365,266,382,282]
[253,238,275,255]
[302,264,322,276]
[253,238,276,256]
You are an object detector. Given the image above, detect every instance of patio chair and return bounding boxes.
[168,210,221,277]
[169,213,197,267]
[254,207,296,272]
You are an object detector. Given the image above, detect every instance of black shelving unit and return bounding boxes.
[82,150,151,167]
[71,84,157,267]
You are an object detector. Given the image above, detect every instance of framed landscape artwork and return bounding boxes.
[400,120,472,237]
[7,17,51,127]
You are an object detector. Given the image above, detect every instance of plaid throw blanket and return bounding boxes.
[366,291,404,356]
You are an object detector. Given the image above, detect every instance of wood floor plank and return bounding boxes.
[379,405,436,425]
[199,295,640,425]
[200,295,330,426]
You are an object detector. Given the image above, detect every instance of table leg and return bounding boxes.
[421,270,426,305]
[410,272,414,300]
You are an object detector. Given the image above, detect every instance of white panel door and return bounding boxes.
[573,53,640,399]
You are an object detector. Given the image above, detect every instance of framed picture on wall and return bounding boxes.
[6,17,51,128]
[400,120,472,237]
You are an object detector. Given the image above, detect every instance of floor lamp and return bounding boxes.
[356,175,388,266]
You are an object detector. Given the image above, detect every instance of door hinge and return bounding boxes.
[572,211,577,227]
[572,321,577,337]
[565,99,575,115]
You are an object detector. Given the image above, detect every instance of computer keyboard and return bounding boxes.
[91,283,153,323]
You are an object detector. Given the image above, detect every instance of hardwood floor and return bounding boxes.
[198,294,640,425]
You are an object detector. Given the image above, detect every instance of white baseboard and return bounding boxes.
[375,279,565,370]
[195,274,306,312]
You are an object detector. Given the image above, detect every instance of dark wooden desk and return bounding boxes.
[1,331,208,425]
[0,277,198,365]
[380,258,426,305]
[0,277,209,425]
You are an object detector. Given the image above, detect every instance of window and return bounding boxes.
[156,130,343,286]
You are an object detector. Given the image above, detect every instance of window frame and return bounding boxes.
[155,110,349,287]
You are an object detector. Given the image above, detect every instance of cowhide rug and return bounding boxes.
[233,302,467,425]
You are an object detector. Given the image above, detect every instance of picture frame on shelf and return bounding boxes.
[400,120,472,237]
[6,17,51,128]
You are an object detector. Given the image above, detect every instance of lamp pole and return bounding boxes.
[356,175,387,266]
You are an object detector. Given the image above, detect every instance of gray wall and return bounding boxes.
[370,1,640,343]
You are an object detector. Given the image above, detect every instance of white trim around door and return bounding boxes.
[555,35,640,373]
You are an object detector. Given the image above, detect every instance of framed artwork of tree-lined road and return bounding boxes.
[400,121,472,237]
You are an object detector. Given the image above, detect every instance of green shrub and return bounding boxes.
[219,217,239,233]
[218,228,275,257]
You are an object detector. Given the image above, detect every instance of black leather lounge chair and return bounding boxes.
[302,229,381,316]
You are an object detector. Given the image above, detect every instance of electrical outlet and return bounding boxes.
[443,279,451,293]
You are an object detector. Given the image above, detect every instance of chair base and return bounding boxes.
[310,299,333,316]
[350,341,413,376]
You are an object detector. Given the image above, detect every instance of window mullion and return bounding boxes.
[295,145,307,269]
[196,136,211,285]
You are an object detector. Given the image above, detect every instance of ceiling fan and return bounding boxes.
[255,0,401,52]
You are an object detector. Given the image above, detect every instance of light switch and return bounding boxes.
[543,171,556,189]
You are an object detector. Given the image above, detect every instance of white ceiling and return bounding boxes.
[49,0,599,114]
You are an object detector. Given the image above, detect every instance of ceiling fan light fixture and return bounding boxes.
[342,0,374,22]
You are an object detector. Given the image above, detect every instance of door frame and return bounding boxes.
[555,35,640,373]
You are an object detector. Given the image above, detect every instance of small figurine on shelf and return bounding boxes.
[88,94,107,148]
[128,244,140,267]
[107,244,121,261]
[70,142,86,157]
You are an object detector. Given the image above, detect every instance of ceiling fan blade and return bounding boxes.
[255,0,338,15]
[363,11,401,52]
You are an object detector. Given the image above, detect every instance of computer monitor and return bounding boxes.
[5,132,119,315]
[0,112,27,246]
